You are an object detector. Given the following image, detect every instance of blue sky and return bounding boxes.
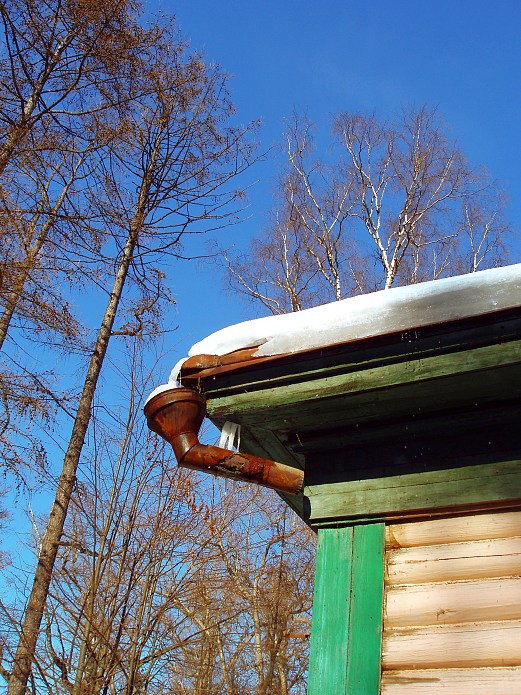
[152,0,521,374]
[2,0,521,603]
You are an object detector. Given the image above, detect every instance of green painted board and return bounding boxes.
[307,524,385,694]
[308,527,353,694]
[306,459,521,524]
[207,339,521,423]
[346,524,385,694]
[201,310,521,404]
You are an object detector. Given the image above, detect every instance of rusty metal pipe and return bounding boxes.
[144,387,304,495]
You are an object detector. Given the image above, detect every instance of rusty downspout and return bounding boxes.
[144,387,304,495]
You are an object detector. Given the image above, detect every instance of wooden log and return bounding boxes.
[380,667,521,694]
[382,621,521,669]
[385,577,521,627]
[387,537,521,584]
[386,510,521,549]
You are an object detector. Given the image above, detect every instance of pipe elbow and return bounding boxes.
[144,387,303,495]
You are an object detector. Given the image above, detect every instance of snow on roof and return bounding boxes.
[147,264,521,402]
[189,263,521,358]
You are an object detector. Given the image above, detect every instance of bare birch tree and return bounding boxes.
[229,108,512,312]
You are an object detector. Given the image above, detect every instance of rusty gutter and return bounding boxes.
[179,348,311,384]
[144,386,303,495]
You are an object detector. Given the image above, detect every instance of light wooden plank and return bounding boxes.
[308,527,353,695]
[346,523,385,694]
[385,577,521,627]
[382,621,521,669]
[386,510,521,549]
[380,667,521,694]
[387,537,521,584]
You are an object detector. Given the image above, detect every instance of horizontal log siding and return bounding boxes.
[386,537,521,584]
[381,667,521,693]
[381,509,521,694]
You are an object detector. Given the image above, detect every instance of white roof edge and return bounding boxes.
[189,263,521,359]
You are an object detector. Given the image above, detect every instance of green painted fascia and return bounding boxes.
[207,338,521,425]
[305,459,521,525]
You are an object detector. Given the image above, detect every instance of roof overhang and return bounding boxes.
[179,304,521,527]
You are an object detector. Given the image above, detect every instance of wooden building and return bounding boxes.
[145,264,521,694]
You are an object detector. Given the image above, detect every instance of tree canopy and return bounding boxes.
[228,108,510,314]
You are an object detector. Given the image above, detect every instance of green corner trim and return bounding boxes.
[308,527,353,694]
[307,523,385,695]
[346,524,385,694]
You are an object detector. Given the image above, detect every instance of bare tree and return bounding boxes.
[0,0,151,178]
[228,115,357,314]
[0,131,101,484]
[1,351,312,695]
[4,14,256,694]
[166,484,313,695]
[0,339,208,694]
[0,0,160,486]
[213,494,312,695]
[0,133,95,351]
[229,108,512,312]
[43,408,212,694]
[459,186,509,274]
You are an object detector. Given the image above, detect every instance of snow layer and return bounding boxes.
[146,264,521,403]
[189,264,521,357]
[145,357,187,402]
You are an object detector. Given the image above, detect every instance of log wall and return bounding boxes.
[381,509,521,693]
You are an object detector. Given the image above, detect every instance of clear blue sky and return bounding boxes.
[153,0,521,373]
[3,0,521,597]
